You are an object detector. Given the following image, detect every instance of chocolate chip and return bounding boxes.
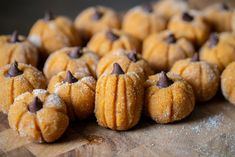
[191,53,199,62]
[92,9,104,20]
[208,33,219,48]
[127,52,138,62]
[157,71,173,88]
[111,63,125,75]
[182,12,194,22]
[220,3,229,10]
[106,31,119,41]
[44,11,54,21]
[28,97,43,113]
[64,71,78,84]
[166,33,177,44]
[142,4,153,13]
[10,31,20,43]
[6,61,23,77]
[69,47,83,58]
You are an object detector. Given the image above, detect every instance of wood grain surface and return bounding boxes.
[1,0,235,157]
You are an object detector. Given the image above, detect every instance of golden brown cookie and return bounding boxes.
[95,63,144,130]
[145,71,195,124]
[0,61,47,113]
[8,89,69,143]
[168,11,210,46]
[203,3,235,32]
[96,49,153,79]
[153,0,189,20]
[221,62,235,105]
[28,11,81,56]
[48,71,96,120]
[87,29,140,57]
[74,6,120,41]
[170,54,220,102]
[43,46,99,80]
[200,32,235,72]
[143,30,195,72]
[0,31,38,67]
[122,5,167,41]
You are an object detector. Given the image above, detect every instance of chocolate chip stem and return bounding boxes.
[10,30,20,43]
[28,97,43,113]
[142,4,153,13]
[7,61,23,77]
[64,71,78,84]
[157,71,173,88]
[92,9,103,20]
[191,53,199,62]
[69,47,83,58]
[208,33,219,48]
[182,12,194,22]
[166,33,177,44]
[127,52,138,62]
[44,11,54,21]
[111,63,125,75]
[106,31,119,41]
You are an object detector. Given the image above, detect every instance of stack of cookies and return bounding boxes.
[0,0,235,143]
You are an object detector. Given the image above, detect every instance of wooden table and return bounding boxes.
[0,95,235,157]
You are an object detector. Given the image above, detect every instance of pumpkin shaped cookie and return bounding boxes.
[153,0,189,20]
[74,6,120,41]
[0,31,38,67]
[221,62,235,105]
[203,3,235,32]
[95,63,144,130]
[122,5,167,41]
[0,61,47,113]
[43,46,99,80]
[29,11,81,56]
[200,32,235,72]
[145,71,195,124]
[48,71,96,120]
[96,49,153,79]
[143,30,195,71]
[171,54,219,102]
[87,29,140,57]
[168,11,210,46]
[8,89,69,143]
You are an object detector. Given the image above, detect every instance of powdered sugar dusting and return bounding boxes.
[45,94,64,108]
[33,89,47,96]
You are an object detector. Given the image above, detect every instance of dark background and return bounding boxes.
[0,0,234,35]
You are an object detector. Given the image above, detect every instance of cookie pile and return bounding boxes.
[0,0,235,143]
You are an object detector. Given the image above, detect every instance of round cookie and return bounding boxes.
[0,61,47,113]
[145,71,195,124]
[153,0,189,20]
[43,46,99,80]
[200,32,235,72]
[28,11,81,56]
[96,49,153,79]
[170,54,220,102]
[48,71,96,120]
[95,63,144,130]
[221,62,235,105]
[143,30,195,72]
[74,6,120,41]
[0,31,38,67]
[168,11,210,46]
[87,29,140,57]
[8,89,69,143]
[203,3,235,32]
[122,5,167,41]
